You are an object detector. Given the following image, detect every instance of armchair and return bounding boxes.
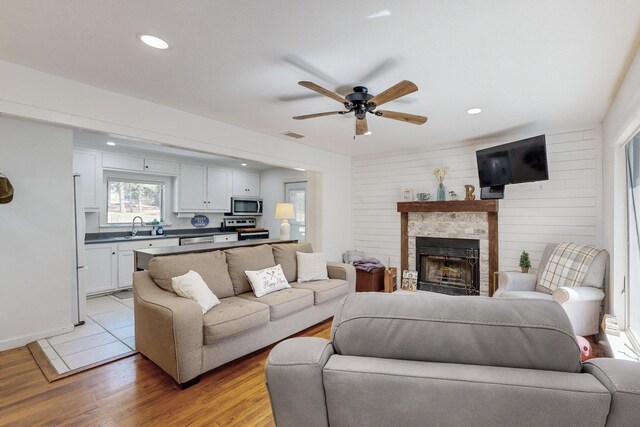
[494,243,608,337]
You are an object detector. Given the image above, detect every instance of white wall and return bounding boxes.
[0,60,352,350]
[352,126,602,274]
[0,117,74,350]
[259,168,307,238]
[602,45,640,322]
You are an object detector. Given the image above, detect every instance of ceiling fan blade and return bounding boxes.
[377,110,428,125]
[369,80,418,107]
[298,81,347,104]
[355,117,368,135]
[293,111,344,120]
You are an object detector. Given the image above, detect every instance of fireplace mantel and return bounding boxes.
[397,200,499,295]
[397,200,498,213]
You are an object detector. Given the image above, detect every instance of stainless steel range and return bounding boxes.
[223,217,270,240]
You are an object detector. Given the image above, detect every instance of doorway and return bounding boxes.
[626,131,640,351]
[285,181,306,242]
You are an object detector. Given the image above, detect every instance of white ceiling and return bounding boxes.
[1,1,639,157]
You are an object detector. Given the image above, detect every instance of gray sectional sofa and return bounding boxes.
[266,292,640,427]
[133,242,355,386]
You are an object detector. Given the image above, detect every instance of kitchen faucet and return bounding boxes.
[131,216,144,236]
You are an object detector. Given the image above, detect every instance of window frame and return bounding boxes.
[100,172,172,228]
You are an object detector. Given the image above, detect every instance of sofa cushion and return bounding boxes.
[297,252,328,283]
[148,250,235,298]
[292,279,349,305]
[331,293,582,373]
[237,288,314,320]
[245,264,291,297]
[171,270,220,314]
[226,245,277,295]
[203,296,269,344]
[272,242,313,282]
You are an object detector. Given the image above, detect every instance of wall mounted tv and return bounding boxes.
[475,134,549,199]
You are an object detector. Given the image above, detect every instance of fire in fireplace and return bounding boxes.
[416,237,480,295]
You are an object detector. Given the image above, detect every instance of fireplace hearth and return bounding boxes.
[416,237,480,295]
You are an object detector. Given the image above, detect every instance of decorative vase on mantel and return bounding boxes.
[436,182,446,201]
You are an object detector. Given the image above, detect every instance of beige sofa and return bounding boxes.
[133,242,355,387]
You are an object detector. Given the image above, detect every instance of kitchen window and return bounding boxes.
[106,179,164,224]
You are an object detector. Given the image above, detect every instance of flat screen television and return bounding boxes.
[476,135,549,190]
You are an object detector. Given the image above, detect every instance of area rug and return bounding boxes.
[28,340,137,382]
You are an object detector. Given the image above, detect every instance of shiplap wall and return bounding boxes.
[352,127,602,271]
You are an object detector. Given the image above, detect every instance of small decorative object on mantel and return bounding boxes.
[0,173,14,204]
[448,190,458,201]
[416,192,430,201]
[433,166,449,201]
[401,270,418,291]
[519,250,531,273]
[400,188,414,201]
[191,214,210,228]
[465,184,476,201]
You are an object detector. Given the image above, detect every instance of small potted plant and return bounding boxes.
[519,250,531,273]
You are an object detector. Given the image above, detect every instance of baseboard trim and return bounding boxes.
[0,323,74,352]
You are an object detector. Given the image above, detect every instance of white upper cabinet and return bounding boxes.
[73,149,102,211]
[102,152,144,171]
[177,163,207,211]
[175,164,232,212]
[144,158,179,175]
[207,167,232,211]
[102,153,178,175]
[232,170,260,197]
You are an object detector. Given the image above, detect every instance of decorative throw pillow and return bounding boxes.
[171,270,220,314]
[245,264,290,297]
[297,251,328,283]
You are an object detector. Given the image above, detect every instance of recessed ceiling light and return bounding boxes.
[466,108,482,115]
[241,163,247,167]
[367,9,392,19]
[293,168,306,172]
[139,34,169,50]
[106,141,116,146]
[364,131,372,136]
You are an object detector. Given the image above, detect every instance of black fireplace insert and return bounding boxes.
[415,237,480,295]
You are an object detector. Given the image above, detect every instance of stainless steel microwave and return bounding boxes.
[230,197,263,216]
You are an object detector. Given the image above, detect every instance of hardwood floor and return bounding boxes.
[0,319,332,427]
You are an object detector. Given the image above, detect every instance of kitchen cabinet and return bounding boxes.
[116,238,180,289]
[214,233,238,243]
[73,150,102,211]
[102,152,144,171]
[175,163,232,212]
[232,170,260,196]
[85,243,117,295]
[144,158,179,175]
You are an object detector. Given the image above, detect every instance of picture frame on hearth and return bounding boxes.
[401,270,418,291]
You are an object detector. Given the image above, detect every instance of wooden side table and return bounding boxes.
[355,267,386,292]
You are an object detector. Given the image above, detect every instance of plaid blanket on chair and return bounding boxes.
[538,243,601,292]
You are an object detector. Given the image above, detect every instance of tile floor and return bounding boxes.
[37,295,135,374]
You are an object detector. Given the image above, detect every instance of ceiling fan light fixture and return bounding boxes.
[466,107,482,115]
[139,34,170,50]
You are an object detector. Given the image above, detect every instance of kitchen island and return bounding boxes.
[134,238,296,270]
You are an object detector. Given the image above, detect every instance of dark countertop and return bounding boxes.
[134,238,296,270]
[85,228,238,244]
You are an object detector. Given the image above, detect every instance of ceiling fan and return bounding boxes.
[292,80,428,136]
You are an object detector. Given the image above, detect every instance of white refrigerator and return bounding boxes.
[72,174,87,325]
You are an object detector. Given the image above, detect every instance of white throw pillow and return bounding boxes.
[171,270,220,314]
[245,264,290,297]
[297,251,328,283]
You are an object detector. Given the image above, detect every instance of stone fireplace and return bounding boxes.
[397,200,499,296]
[416,237,480,295]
